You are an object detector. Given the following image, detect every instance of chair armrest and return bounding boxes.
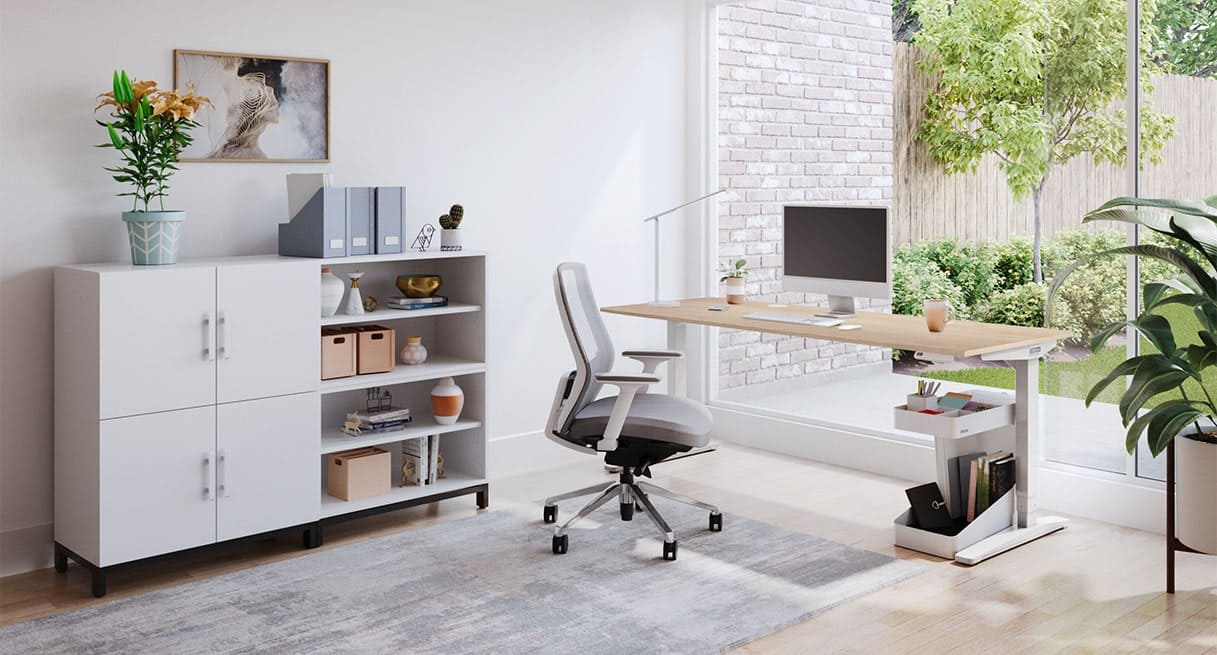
[592,372,661,452]
[622,350,684,374]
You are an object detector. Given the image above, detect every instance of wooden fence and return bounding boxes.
[892,43,1217,246]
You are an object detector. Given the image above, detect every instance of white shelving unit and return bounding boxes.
[52,250,488,597]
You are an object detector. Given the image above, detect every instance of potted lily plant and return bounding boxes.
[95,70,210,265]
[1049,194,1217,558]
[720,258,749,304]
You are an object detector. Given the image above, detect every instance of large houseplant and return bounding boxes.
[1049,194,1217,555]
[96,71,209,265]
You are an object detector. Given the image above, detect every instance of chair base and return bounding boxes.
[544,470,722,560]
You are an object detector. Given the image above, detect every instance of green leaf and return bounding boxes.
[1086,355,1152,406]
[1118,358,1191,424]
[1092,196,1217,221]
[106,124,122,150]
[1124,400,1205,455]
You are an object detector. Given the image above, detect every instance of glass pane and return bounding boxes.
[1134,0,1216,481]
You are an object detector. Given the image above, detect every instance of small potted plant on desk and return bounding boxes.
[720,258,749,304]
[95,70,210,265]
[1049,194,1217,592]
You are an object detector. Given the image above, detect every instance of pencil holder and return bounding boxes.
[907,394,939,412]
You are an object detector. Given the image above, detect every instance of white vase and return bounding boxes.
[1177,430,1217,555]
[724,277,746,304]
[320,268,344,318]
[430,377,464,425]
[399,335,427,365]
[343,272,365,316]
[441,229,463,252]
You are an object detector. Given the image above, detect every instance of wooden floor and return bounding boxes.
[2,444,1215,653]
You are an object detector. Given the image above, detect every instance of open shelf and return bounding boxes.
[320,418,481,454]
[311,250,487,266]
[319,472,486,518]
[319,355,485,395]
[320,302,481,327]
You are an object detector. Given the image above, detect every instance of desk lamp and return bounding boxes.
[644,188,726,307]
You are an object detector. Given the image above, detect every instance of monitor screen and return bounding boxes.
[783,206,888,283]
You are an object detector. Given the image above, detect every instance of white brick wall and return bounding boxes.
[717,0,894,391]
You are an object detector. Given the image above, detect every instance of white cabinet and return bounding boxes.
[216,261,319,403]
[98,407,218,565]
[99,267,217,419]
[216,393,319,541]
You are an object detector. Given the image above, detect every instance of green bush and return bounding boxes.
[897,240,997,308]
[892,257,967,318]
[978,283,1048,328]
[1043,230,1127,342]
[993,238,1033,290]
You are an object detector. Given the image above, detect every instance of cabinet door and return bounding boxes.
[98,406,217,565]
[216,261,319,403]
[99,267,217,419]
[216,393,319,541]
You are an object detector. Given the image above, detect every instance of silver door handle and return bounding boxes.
[204,312,216,361]
[218,311,231,360]
[203,451,215,500]
[218,449,230,498]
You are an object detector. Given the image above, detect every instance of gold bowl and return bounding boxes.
[396,275,442,298]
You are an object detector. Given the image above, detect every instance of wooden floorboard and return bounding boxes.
[1,444,1214,653]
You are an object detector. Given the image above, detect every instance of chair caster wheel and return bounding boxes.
[553,534,569,554]
[663,540,677,561]
[543,505,557,524]
[620,502,635,521]
[710,512,723,532]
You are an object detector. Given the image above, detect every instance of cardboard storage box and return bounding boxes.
[321,328,357,380]
[326,447,391,501]
[354,325,396,374]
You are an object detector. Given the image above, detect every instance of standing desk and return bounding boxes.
[601,297,1073,564]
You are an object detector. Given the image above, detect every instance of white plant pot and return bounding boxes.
[724,277,746,304]
[320,268,344,318]
[1177,430,1217,555]
[441,229,463,252]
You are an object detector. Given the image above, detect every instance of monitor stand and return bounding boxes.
[816,295,856,319]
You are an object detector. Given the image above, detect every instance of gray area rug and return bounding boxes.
[1,502,921,654]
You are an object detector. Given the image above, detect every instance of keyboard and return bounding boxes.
[742,312,842,327]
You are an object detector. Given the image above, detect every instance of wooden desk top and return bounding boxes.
[601,298,1071,359]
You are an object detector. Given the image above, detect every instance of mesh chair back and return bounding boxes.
[550,262,616,438]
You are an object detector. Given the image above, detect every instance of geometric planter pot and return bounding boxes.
[123,210,185,265]
[1166,429,1217,593]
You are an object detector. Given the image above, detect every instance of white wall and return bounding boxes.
[0,0,696,575]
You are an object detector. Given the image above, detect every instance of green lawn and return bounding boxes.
[918,304,1217,407]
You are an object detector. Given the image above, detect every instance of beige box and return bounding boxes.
[354,325,396,374]
[321,328,357,380]
[326,447,391,501]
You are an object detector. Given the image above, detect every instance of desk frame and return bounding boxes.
[609,301,1069,565]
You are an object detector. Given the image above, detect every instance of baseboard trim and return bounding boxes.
[1,522,53,577]
[486,430,592,480]
[710,404,1168,534]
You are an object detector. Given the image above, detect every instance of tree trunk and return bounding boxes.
[1032,183,1044,284]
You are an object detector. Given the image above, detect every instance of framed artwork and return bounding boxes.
[174,49,329,162]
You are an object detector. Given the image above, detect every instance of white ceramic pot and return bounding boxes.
[724,277,746,304]
[342,272,365,316]
[320,268,344,318]
[441,229,463,252]
[399,335,427,365]
[430,377,464,425]
[1177,429,1217,555]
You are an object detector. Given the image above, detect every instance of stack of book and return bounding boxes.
[401,435,443,486]
[387,295,448,311]
[343,407,412,436]
[950,450,1016,522]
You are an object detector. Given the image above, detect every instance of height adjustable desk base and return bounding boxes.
[954,516,1068,565]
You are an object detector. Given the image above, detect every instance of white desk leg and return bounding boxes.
[667,322,688,397]
[954,356,1067,565]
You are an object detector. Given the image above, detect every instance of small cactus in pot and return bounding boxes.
[440,204,464,251]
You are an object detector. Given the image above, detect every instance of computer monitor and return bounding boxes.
[782,205,890,318]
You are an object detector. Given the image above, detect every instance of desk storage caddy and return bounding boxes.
[892,389,1017,560]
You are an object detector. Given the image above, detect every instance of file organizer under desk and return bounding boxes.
[892,390,1018,561]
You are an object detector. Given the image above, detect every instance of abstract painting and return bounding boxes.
[174,50,329,162]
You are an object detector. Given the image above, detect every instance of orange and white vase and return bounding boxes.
[431,377,464,425]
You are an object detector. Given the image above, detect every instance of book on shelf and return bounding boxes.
[386,295,448,310]
[959,450,1015,524]
[988,453,1016,502]
[966,458,980,522]
[948,451,984,518]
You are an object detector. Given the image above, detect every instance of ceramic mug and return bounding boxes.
[924,299,954,333]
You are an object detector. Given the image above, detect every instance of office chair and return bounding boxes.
[544,262,722,561]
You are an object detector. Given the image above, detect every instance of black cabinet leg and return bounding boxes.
[54,543,68,573]
[476,486,489,510]
[91,570,106,598]
[303,523,323,549]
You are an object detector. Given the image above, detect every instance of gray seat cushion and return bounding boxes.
[569,393,712,448]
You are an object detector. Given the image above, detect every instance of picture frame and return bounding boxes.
[173,49,330,163]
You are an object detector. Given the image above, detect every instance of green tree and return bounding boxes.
[1152,0,1217,78]
[912,0,1175,283]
